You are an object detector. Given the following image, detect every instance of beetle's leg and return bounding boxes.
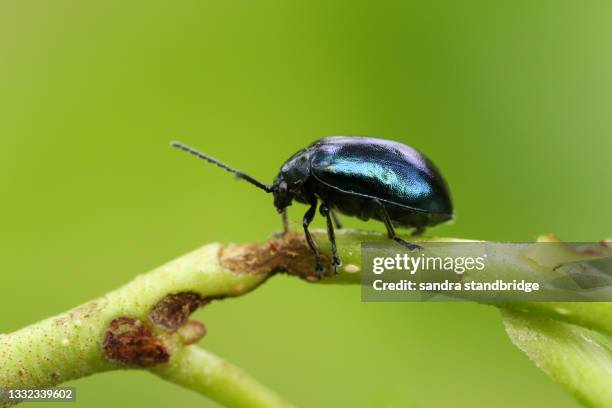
[303,202,323,275]
[377,201,422,251]
[412,226,426,237]
[281,208,289,234]
[331,211,343,229]
[320,203,341,274]
[272,209,290,237]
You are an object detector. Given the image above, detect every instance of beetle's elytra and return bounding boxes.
[171,136,453,276]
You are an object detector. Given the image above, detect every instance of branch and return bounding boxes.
[0,230,610,407]
[0,242,280,407]
[153,346,292,408]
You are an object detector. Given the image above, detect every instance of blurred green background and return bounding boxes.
[1,1,611,407]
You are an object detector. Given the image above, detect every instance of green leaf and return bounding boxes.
[502,309,612,408]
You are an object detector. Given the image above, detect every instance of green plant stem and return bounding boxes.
[0,243,276,407]
[1,230,610,408]
[153,346,292,408]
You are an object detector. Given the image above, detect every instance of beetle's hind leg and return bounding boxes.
[376,200,422,251]
[412,226,426,237]
[303,201,324,276]
[331,211,343,229]
[320,203,341,274]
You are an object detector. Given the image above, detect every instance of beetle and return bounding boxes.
[171,136,453,275]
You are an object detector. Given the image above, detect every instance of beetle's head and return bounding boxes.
[272,176,294,212]
[272,149,311,212]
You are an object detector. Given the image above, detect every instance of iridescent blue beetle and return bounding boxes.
[171,136,453,275]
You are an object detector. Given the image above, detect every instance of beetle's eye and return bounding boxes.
[279,182,288,194]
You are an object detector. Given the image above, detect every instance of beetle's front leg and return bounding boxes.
[273,209,290,237]
[320,203,341,274]
[303,201,323,275]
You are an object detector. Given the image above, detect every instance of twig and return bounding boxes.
[1,230,611,407]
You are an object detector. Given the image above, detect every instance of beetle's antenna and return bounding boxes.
[170,141,272,193]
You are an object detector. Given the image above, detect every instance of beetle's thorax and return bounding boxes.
[272,148,313,211]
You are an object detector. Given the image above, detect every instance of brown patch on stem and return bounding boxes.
[219,232,330,280]
[103,317,169,367]
[149,292,203,331]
